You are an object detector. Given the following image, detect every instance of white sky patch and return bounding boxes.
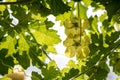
[87,6,105,18]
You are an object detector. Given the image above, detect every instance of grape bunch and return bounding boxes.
[63,17,90,59]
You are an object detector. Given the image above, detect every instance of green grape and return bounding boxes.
[81,19,90,30]
[81,35,90,46]
[65,27,80,37]
[73,35,80,42]
[70,17,79,24]
[63,16,90,59]
[76,46,83,58]
[64,19,73,29]
[65,46,76,57]
[76,46,90,59]
[63,37,74,47]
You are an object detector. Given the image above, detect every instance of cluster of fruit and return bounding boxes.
[63,17,90,59]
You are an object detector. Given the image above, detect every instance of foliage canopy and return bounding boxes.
[0,0,120,80]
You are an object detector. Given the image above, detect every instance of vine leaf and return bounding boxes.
[30,25,61,53]
[46,0,70,16]
[93,0,120,21]
[56,11,72,26]
[0,36,16,55]
[31,72,43,80]
[0,49,14,75]
[92,66,109,80]
[41,60,60,80]
[29,46,45,68]
[62,68,79,80]
[17,34,29,54]
[78,2,88,19]
[86,31,120,79]
[0,77,12,80]
[109,52,120,75]
[13,51,30,69]
[42,66,60,80]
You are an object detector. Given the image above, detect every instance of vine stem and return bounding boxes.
[77,2,82,45]
[70,65,96,80]
[0,1,30,5]
[0,58,13,69]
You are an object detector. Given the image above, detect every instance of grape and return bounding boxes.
[81,35,90,46]
[63,17,90,59]
[76,46,90,58]
[73,35,80,42]
[64,19,73,29]
[65,27,80,36]
[63,37,74,47]
[70,17,79,24]
[81,19,90,29]
[65,46,76,57]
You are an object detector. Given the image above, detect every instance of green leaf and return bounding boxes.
[92,67,109,80]
[28,1,51,16]
[31,72,43,80]
[56,11,72,26]
[62,68,79,80]
[78,2,88,19]
[0,77,12,80]
[91,16,99,34]
[47,0,70,16]
[0,36,16,55]
[29,47,45,68]
[93,0,120,21]
[0,49,14,75]
[42,66,60,80]
[82,0,92,6]
[109,52,120,75]
[0,5,6,12]
[30,25,61,53]
[17,34,29,54]
[106,31,120,44]
[13,51,30,69]
[41,60,60,80]
[45,20,54,29]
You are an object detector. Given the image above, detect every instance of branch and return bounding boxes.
[70,65,96,80]
[77,2,82,44]
[0,1,30,5]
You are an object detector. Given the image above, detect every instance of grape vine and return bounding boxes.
[63,2,90,59]
[0,0,120,80]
